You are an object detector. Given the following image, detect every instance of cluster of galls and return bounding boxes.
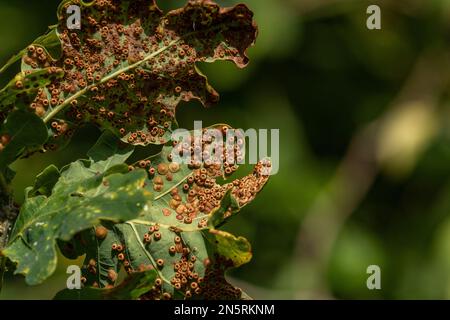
[80,258,103,288]
[9,65,64,112]
[10,64,63,120]
[171,126,246,173]
[25,70,58,117]
[141,279,172,300]
[129,126,270,225]
[151,161,181,190]
[22,45,52,70]
[174,161,270,224]
[49,119,73,144]
[17,0,257,149]
[230,159,271,207]
[111,241,139,276]
[140,230,204,300]
[79,226,114,288]
[20,0,260,300]
[143,224,163,244]
[199,255,243,299]
[166,0,257,68]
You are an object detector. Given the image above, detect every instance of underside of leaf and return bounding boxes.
[65,126,271,299]
[0,0,257,150]
[0,0,266,301]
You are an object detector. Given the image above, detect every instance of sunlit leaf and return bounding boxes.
[67,126,270,299]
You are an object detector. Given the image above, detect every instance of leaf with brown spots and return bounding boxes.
[0,0,264,299]
[54,269,158,300]
[64,126,270,299]
[0,0,257,150]
[128,124,271,230]
[0,111,49,168]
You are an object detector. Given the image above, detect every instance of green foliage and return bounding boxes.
[56,129,269,299]
[0,68,63,107]
[25,165,60,198]
[3,150,149,285]
[54,270,157,300]
[0,0,267,300]
[0,111,48,168]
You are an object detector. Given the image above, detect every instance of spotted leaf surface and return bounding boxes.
[2,155,149,285]
[0,0,257,151]
[0,111,49,168]
[76,221,252,299]
[69,127,270,299]
[0,25,61,75]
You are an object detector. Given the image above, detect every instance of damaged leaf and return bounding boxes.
[0,0,257,151]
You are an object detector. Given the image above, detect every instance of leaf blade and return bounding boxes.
[2,157,149,285]
[0,110,49,168]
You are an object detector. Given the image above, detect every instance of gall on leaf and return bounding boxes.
[0,0,258,151]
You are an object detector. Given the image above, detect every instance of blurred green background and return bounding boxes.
[1,0,450,299]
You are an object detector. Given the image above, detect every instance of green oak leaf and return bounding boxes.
[0,25,61,75]
[76,221,253,299]
[1,153,150,285]
[87,130,134,172]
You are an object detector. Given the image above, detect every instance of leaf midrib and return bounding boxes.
[43,21,233,124]
[43,38,180,123]
[11,185,133,243]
